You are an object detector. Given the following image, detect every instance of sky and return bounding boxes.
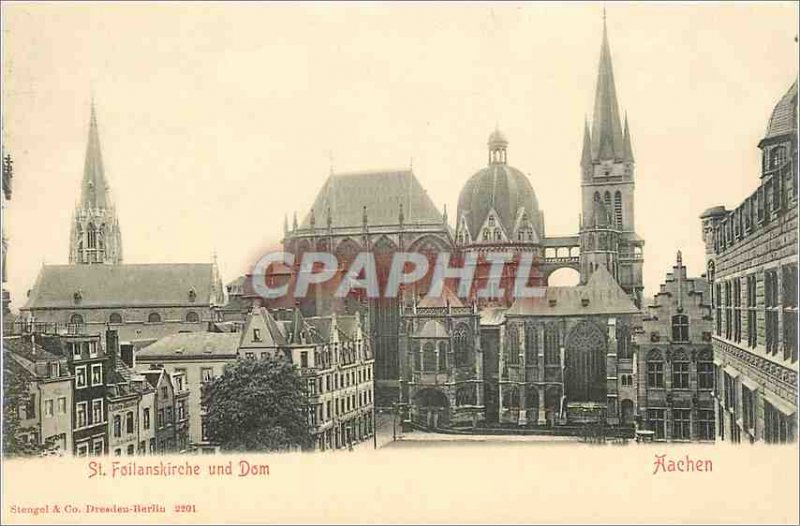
[1,1,798,311]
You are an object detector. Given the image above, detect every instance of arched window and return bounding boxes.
[488,215,495,227]
[503,386,519,409]
[186,311,200,323]
[544,324,559,366]
[422,343,437,372]
[453,324,471,367]
[494,228,502,240]
[126,411,134,434]
[593,191,601,202]
[483,229,490,241]
[505,324,520,365]
[437,342,448,372]
[148,312,162,323]
[616,324,632,359]
[525,323,538,363]
[70,313,84,325]
[87,223,97,250]
[671,315,689,342]
[614,191,623,227]
[604,191,612,216]
[109,312,123,324]
[113,415,121,438]
[672,350,690,389]
[646,350,664,388]
[98,224,105,251]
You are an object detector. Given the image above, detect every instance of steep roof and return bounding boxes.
[417,285,465,308]
[23,263,223,309]
[239,307,287,348]
[136,332,240,359]
[80,103,112,211]
[507,266,638,317]
[590,20,625,162]
[300,170,443,229]
[763,80,798,141]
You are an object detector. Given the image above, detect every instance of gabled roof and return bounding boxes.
[239,307,287,348]
[414,319,448,339]
[507,266,638,317]
[300,170,443,229]
[137,332,240,359]
[23,263,223,309]
[418,285,465,308]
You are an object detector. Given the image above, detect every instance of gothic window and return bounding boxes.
[671,350,690,389]
[148,312,162,324]
[544,324,559,366]
[109,312,123,324]
[437,342,448,372]
[525,323,538,363]
[603,191,611,217]
[671,315,689,342]
[647,350,664,388]
[565,321,606,402]
[453,324,471,367]
[98,225,105,251]
[186,311,200,323]
[87,223,97,250]
[593,191,601,203]
[614,191,622,227]
[616,324,632,359]
[411,340,421,371]
[503,386,519,409]
[505,324,520,365]
[422,342,436,372]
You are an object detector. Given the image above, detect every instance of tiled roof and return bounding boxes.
[764,81,798,141]
[507,266,638,317]
[23,263,223,309]
[300,170,443,229]
[137,332,240,359]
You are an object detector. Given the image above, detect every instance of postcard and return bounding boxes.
[1,2,798,524]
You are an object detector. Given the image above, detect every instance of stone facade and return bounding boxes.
[701,81,798,444]
[638,253,715,441]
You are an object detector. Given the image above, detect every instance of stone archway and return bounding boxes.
[564,321,607,403]
[413,388,449,428]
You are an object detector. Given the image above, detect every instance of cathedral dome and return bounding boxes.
[456,131,543,244]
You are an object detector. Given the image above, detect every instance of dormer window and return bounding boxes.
[483,229,490,241]
[253,328,262,342]
[188,288,197,303]
[73,290,83,304]
[488,216,495,227]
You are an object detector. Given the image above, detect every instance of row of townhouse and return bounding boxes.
[3,326,190,456]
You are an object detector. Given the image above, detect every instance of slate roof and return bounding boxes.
[23,263,223,309]
[137,332,240,359]
[507,266,638,317]
[763,81,798,141]
[300,170,443,229]
[457,162,542,241]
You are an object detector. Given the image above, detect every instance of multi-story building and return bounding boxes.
[638,253,715,441]
[701,80,798,444]
[135,332,240,447]
[140,367,190,453]
[18,104,226,344]
[238,306,375,450]
[3,336,74,454]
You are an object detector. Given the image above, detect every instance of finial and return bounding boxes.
[362,205,368,226]
[398,201,404,224]
[310,208,316,228]
[292,211,298,231]
[442,204,448,224]
[326,206,332,228]
[677,250,682,264]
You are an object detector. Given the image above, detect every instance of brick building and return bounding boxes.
[638,253,715,441]
[701,80,798,444]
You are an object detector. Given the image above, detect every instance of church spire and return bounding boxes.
[69,101,123,265]
[81,100,111,210]
[590,15,625,161]
[622,113,634,163]
[581,118,593,171]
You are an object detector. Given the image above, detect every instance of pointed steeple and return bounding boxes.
[69,101,123,265]
[622,113,634,162]
[81,101,111,210]
[581,118,593,171]
[590,16,625,161]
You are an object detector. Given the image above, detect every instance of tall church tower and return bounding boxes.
[69,103,123,265]
[579,16,643,307]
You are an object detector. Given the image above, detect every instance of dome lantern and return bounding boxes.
[488,128,508,165]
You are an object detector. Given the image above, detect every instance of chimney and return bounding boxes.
[105,329,119,376]
[120,343,135,369]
